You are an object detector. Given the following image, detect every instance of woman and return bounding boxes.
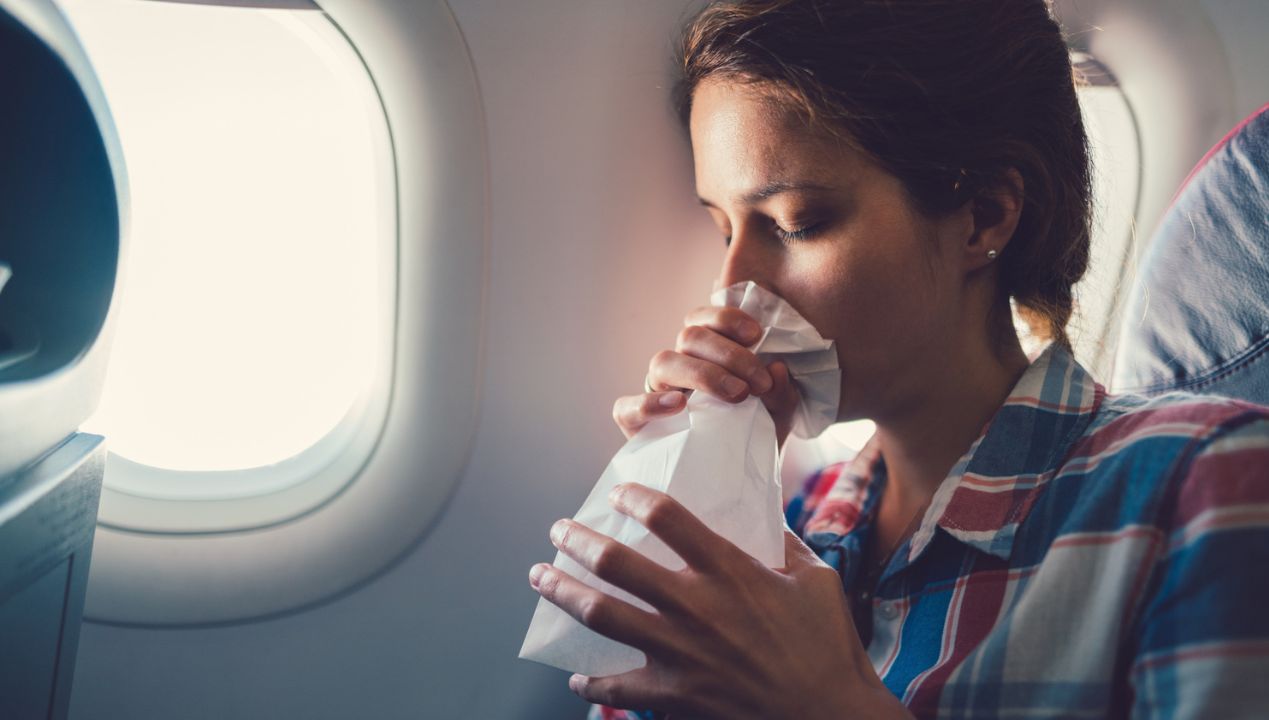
[527,1,1269,717]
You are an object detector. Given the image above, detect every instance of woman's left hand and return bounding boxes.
[528,483,914,719]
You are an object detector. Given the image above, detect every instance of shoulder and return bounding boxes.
[1089,389,1267,441]
[1035,391,1269,537]
[1074,390,1269,483]
[1118,396,1269,715]
[1144,394,1269,539]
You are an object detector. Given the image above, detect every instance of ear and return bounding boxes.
[961,167,1024,272]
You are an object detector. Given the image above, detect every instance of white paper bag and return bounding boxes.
[518,281,840,676]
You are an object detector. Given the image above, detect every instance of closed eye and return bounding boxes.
[773,222,822,243]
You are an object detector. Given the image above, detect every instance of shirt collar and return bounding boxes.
[910,342,1105,560]
[803,343,1104,561]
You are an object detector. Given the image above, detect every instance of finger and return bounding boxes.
[675,324,773,394]
[549,519,683,610]
[612,392,686,438]
[530,563,673,655]
[569,668,675,711]
[608,483,746,573]
[682,305,762,346]
[758,361,801,430]
[781,527,828,573]
[759,359,800,404]
[647,349,751,402]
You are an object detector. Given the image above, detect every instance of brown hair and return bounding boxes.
[672,0,1092,347]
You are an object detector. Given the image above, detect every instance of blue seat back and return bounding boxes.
[1114,105,1269,403]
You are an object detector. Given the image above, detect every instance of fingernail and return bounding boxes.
[659,391,683,408]
[608,483,627,507]
[529,563,547,589]
[568,674,584,693]
[738,321,760,343]
[549,520,569,546]
[722,376,747,397]
[750,367,773,394]
[768,360,786,380]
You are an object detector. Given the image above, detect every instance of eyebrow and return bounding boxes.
[697,179,838,208]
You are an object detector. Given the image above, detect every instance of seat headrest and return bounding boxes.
[0,1,120,382]
[1113,104,1269,403]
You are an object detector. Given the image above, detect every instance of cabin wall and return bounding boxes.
[70,2,714,718]
[67,1,1269,719]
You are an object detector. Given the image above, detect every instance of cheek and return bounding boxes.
[775,251,864,342]
[780,232,945,351]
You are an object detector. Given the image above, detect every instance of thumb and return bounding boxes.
[761,360,800,444]
[782,526,825,571]
[762,360,801,407]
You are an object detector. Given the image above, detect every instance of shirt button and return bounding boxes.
[877,602,899,621]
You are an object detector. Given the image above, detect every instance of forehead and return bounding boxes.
[688,79,852,201]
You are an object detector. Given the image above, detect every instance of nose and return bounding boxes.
[716,231,771,292]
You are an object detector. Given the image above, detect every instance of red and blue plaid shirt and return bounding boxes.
[593,343,1269,719]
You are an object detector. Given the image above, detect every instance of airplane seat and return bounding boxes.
[1112,103,1269,405]
[0,1,122,717]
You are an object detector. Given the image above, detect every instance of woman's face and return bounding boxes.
[690,78,977,422]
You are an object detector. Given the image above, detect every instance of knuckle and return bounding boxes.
[682,306,711,326]
[722,343,751,370]
[641,394,662,414]
[642,497,678,535]
[695,362,723,387]
[591,543,623,578]
[578,595,610,628]
[707,366,738,393]
[650,349,676,372]
[678,323,708,348]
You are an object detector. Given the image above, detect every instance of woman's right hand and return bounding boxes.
[612,306,802,447]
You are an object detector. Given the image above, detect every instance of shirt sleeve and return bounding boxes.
[1129,413,1269,718]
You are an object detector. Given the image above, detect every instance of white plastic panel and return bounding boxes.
[63,2,1269,719]
[80,0,487,624]
[60,0,397,533]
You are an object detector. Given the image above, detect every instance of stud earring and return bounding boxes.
[986,249,999,260]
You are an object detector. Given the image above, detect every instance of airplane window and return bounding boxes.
[1067,54,1142,375]
[59,0,395,511]
[67,0,484,623]
[1011,54,1141,376]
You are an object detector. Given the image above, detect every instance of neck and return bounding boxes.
[873,335,1030,511]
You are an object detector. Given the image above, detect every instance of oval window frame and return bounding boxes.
[62,2,400,533]
[79,0,488,626]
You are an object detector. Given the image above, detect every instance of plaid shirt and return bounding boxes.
[592,344,1269,719]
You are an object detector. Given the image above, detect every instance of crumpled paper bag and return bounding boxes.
[518,281,840,676]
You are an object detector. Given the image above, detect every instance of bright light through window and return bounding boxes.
[1070,64,1141,375]
[64,0,391,473]
[1014,54,1141,371]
